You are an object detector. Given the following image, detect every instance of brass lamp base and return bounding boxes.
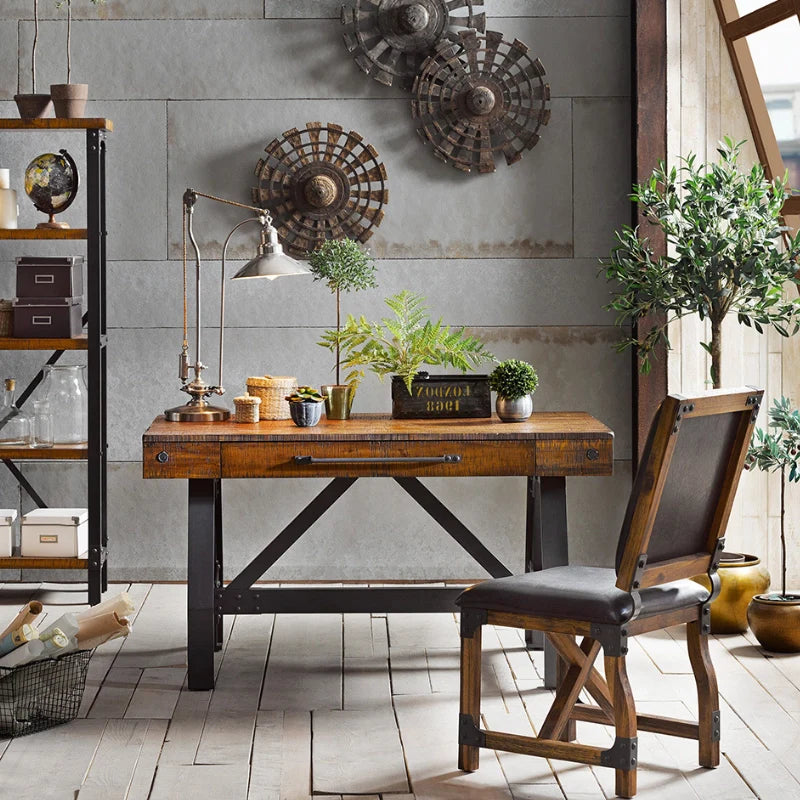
[165,402,230,422]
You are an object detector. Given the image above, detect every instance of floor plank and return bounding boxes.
[149,764,249,799]
[86,665,142,718]
[126,718,169,800]
[125,666,186,719]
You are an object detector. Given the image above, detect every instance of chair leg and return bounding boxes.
[605,655,638,799]
[687,618,720,768]
[557,653,578,742]
[459,617,482,772]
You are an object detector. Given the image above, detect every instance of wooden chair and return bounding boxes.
[456,388,763,798]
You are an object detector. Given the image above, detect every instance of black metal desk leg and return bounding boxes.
[524,477,542,650]
[214,479,223,652]
[188,479,216,690]
[526,476,569,689]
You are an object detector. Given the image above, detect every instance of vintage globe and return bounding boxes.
[24,149,79,228]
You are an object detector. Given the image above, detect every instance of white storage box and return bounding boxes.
[20,508,88,558]
[0,509,16,557]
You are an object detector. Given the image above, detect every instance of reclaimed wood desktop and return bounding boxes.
[142,413,613,690]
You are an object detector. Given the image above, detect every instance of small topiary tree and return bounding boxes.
[488,359,539,400]
[604,137,800,388]
[308,238,377,385]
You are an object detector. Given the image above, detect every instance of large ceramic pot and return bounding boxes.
[495,394,533,422]
[321,384,355,420]
[691,552,770,634]
[747,594,800,652]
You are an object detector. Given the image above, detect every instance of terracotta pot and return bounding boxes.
[747,594,800,652]
[691,552,770,634]
[50,83,88,118]
[14,93,53,119]
[321,384,355,420]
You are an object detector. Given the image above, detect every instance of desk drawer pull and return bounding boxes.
[294,455,462,465]
[586,448,599,461]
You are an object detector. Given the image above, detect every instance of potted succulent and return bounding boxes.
[285,386,326,428]
[744,396,800,652]
[320,290,495,417]
[14,0,53,118]
[308,238,377,420]
[488,359,539,422]
[604,137,800,389]
[51,0,106,118]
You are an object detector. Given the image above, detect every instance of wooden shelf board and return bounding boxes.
[0,334,88,350]
[0,118,112,131]
[0,555,88,569]
[0,228,87,240]
[0,445,88,460]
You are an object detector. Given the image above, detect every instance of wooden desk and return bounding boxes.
[142,413,613,690]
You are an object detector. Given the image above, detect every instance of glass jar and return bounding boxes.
[42,365,87,444]
[32,399,54,448]
[0,378,31,446]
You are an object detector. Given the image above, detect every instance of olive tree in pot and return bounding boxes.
[51,0,105,118]
[14,0,53,118]
[489,359,539,422]
[308,238,377,419]
[745,396,800,652]
[604,137,800,389]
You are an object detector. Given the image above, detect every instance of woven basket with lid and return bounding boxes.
[246,375,297,420]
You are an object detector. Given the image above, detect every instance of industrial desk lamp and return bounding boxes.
[165,189,308,422]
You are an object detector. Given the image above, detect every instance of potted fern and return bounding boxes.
[604,137,800,388]
[489,359,539,422]
[51,0,106,118]
[308,238,377,420]
[745,396,800,652]
[14,0,53,118]
[319,290,495,418]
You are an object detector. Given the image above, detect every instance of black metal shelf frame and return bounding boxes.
[0,126,109,604]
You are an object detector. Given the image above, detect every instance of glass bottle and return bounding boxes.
[0,379,31,446]
[42,365,88,444]
[32,399,54,448]
[0,169,18,230]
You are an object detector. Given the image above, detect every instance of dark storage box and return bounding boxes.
[16,257,83,299]
[391,373,491,419]
[13,298,83,338]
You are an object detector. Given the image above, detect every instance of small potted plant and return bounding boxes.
[309,238,377,420]
[744,396,800,652]
[14,0,53,118]
[51,0,106,118]
[488,359,539,422]
[285,386,327,428]
[320,290,495,417]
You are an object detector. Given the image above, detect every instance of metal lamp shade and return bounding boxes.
[232,224,308,280]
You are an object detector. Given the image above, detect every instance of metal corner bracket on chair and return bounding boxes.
[589,622,629,656]
[599,736,638,770]
[459,713,486,748]
[460,608,487,638]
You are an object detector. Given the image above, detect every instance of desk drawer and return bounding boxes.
[222,440,534,478]
[143,442,221,479]
[534,438,613,476]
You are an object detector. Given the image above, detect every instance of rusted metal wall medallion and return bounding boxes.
[252,122,388,257]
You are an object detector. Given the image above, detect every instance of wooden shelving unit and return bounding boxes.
[0,117,110,603]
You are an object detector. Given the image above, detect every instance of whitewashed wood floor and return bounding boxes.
[1,582,800,799]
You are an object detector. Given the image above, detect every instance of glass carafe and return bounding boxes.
[42,365,87,444]
[0,378,31,446]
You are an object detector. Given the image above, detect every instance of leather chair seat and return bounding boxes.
[456,566,710,625]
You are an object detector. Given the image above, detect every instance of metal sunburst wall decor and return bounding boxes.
[412,29,551,174]
[252,122,388,257]
[341,0,485,90]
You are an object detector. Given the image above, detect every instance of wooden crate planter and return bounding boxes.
[391,374,491,419]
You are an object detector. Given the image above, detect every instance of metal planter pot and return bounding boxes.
[495,394,533,422]
[321,384,355,420]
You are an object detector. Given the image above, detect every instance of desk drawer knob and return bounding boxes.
[156,450,170,464]
[586,448,599,461]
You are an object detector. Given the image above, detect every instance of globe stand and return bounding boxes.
[36,213,70,230]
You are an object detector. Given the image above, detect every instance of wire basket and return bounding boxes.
[246,375,297,420]
[0,650,91,738]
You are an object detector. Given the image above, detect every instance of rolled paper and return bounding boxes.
[40,630,69,658]
[76,592,134,622]
[0,601,43,640]
[77,611,129,646]
[0,624,38,657]
[0,638,44,668]
[39,612,78,643]
[78,620,131,650]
